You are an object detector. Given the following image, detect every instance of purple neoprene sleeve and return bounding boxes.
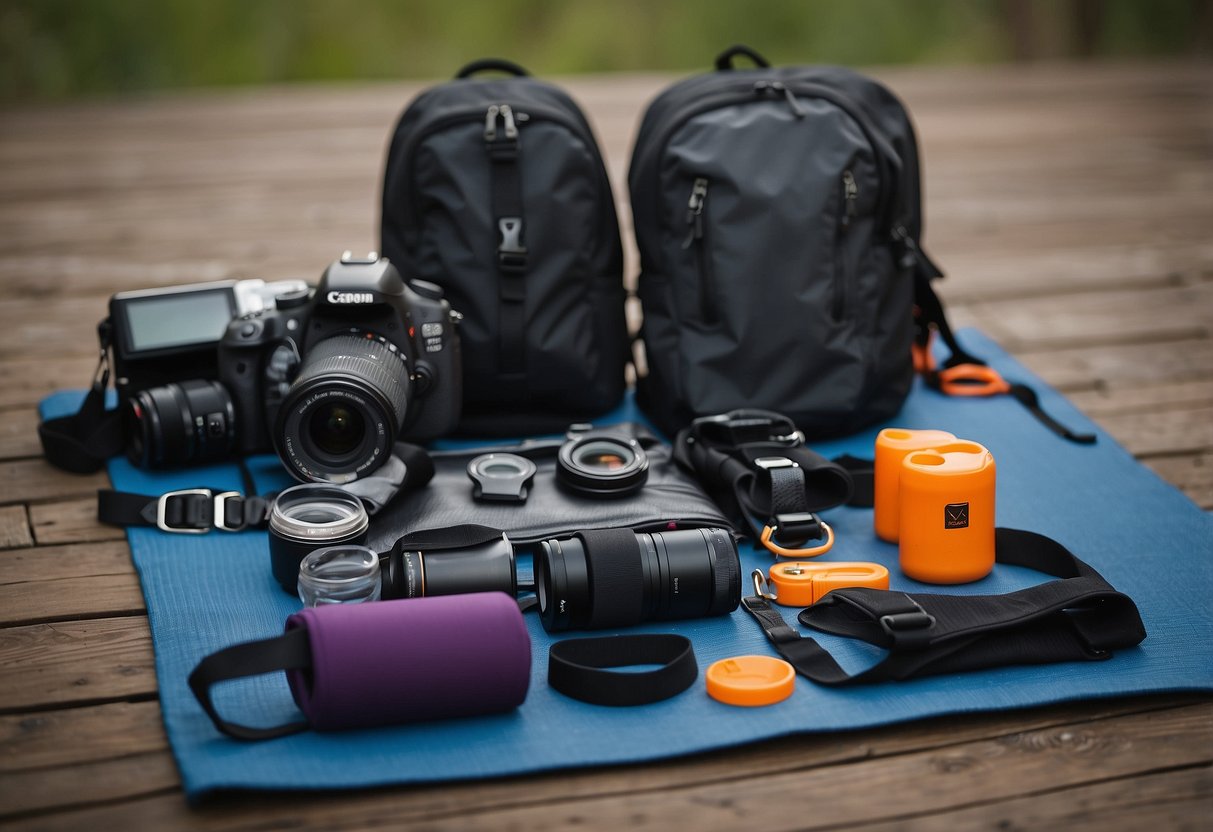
[285,593,531,731]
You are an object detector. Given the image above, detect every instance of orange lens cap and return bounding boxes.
[706,656,795,706]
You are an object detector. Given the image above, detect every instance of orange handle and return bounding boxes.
[937,364,1011,397]
[759,522,834,559]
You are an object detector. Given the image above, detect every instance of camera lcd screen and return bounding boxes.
[122,289,234,353]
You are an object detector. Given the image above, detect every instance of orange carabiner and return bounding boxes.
[759,522,834,559]
[936,363,1011,397]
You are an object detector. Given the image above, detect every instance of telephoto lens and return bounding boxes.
[534,527,741,632]
[125,380,236,468]
[268,484,370,594]
[381,534,517,601]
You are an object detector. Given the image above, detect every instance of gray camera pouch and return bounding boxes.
[367,424,731,550]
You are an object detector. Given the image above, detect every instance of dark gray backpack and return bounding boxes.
[629,45,942,439]
[381,59,628,435]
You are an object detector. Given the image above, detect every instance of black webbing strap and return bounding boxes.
[486,104,527,378]
[742,528,1146,685]
[188,626,312,741]
[37,325,125,473]
[97,488,274,532]
[912,272,1096,445]
[674,410,855,545]
[548,634,698,706]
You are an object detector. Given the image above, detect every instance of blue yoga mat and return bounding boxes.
[41,329,1213,801]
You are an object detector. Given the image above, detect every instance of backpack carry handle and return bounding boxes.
[714,45,772,71]
[456,58,531,79]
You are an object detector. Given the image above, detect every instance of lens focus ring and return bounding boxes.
[290,334,410,427]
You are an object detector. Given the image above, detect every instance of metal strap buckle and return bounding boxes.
[213,491,245,532]
[155,489,213,534]
[754,456,798,471]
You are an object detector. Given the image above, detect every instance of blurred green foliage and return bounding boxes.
[1,0,1208,102]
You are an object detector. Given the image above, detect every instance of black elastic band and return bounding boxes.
[548,634,698,706]
[742,527,1145,686]
[188,627,313,740]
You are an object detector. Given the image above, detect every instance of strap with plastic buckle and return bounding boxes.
[99,487,273,534]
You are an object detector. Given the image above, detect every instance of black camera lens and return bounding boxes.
[276,333,409,483]
[534,527,740,632]
[556,431,649,498]
[382,534,516,601]
[308,401,366,457]
[125,380,236,469]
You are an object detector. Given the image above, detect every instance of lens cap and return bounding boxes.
[468,453,537,503]
[556,429,649,499]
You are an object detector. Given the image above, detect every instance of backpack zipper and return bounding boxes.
[753,80,806,118]
[680,177,717,324]
[633,80,893,273]
[832,169,858,320]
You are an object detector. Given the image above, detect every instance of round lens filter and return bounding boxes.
[556,431,649,499]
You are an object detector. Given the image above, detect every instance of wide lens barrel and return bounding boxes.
[125,379,235,468]
[382,535,516,601]
[276,333,410,483]
[534,527,740,633]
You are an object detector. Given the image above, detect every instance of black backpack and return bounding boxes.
[381,59,629,435]
[628,45,943,439]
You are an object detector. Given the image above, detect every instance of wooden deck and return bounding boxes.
[1,62,1211,829]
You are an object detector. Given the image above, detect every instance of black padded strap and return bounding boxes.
[673,409,854,544]
[742,527,1146,686]
[187,627,312,741]
[486,105,527,378]
[548,634,698,706]
[37,327,124,473]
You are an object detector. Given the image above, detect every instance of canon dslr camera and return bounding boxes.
[110,253,461,483]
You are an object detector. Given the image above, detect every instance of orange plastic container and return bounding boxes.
[874,428,957,542]
[898,441,996,584]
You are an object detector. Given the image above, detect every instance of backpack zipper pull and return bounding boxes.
[841,170,858,228]
[484,104,519,142]
[484,104,500,141]
[754,81,806,119]
[682,177,709,249]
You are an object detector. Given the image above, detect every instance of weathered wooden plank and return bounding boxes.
[1143,453,1213,510]
[30,498,126,546]
[853,766,1213,832]
[1066,380,1213,418]
[0,355,97,410]
[964,283,1213,352]
[9,701,1208,831]
[0,408,42,461]
[0,700,166,772]
[0,506,32,550]
[0,616,154,711]
[0,750,178,819]
[0,459,108,507]
[1096,406,1213,458]
[0,566,143,627]
[1016,337,1213,393]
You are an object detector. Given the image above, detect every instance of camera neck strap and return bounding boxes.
[95,443,435,533]
[674,410,867,550]
[741,527,1146,685]
[37,322,125,474]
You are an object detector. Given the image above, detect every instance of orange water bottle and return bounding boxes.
[898,441,996,584]
[873,428,957,542]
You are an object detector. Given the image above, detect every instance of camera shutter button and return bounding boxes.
[239,321,261,339]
